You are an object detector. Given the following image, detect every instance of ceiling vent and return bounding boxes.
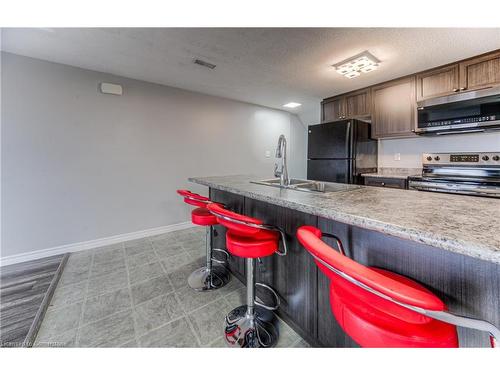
[193,59,216,69]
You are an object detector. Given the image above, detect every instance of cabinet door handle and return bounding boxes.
[453,88,459,92]
[381,182,385,186]
[459,87,466,91]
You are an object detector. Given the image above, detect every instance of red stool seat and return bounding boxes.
[191,207,218,226]
[177,189,210,208]
[226,230,279,258]
[330,267,458,348]
[206,202,283,348]
[207,203,280,259]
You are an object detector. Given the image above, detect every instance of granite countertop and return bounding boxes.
[361,167,422,179]
[189,174,500,264]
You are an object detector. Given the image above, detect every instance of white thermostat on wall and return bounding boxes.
[100,82,123,96]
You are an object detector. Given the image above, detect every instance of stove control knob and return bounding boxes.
[482,155,489,161]
[434,156,440,161]
[426,156,432,161]
[493,155,500,161]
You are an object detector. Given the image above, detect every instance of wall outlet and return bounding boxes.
[394,153,401,161]
[265,150,271,158]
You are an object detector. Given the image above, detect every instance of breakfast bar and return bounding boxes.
[190,174,500,348]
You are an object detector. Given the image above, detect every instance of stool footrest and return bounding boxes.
[211,248,230,264]
[254,283,280,311]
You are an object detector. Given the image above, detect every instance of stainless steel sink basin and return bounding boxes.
[253,178,310,186]
[251,178,361,194]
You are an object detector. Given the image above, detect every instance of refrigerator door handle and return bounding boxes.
[347,159,354,184]
[345,121,351,158]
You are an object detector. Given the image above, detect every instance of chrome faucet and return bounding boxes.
[274,134,289,186]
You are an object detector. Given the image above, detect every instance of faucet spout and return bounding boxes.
[274,134,289,186]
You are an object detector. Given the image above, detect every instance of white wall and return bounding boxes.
[288,114,308,178]
[379,133,500,168]
[1,52,307,258]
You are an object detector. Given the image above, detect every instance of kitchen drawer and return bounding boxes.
[363,176,408,189]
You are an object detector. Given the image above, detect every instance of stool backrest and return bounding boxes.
[207,203,263,236]
[176,190,210,208]
[296,226,446,323]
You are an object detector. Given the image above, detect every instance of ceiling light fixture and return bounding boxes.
[333,51,380,79]
[283,102,302,108]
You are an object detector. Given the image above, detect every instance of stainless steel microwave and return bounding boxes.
[415,86,500,135]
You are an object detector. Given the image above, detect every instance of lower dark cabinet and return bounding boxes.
[244,198,318,342]
[209,189,246,280]
[363,176,408,189]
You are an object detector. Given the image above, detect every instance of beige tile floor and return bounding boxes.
[34,227,309,347]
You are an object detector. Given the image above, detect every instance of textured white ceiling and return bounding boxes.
[2,28,500,124]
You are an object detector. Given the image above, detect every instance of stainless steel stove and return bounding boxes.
[408,152,500,198]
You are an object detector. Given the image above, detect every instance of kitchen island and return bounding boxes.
[190,175,500,347]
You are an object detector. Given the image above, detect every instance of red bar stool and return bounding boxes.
[297,226,500,348]
[207,203,287,348]
[176,190,230,291]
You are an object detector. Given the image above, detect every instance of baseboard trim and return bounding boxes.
[0,222,195,266]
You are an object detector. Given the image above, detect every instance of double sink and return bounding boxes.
[251,178,362,194]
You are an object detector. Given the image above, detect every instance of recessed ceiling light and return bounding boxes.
[283,102,302,108]
[333,51,380,79]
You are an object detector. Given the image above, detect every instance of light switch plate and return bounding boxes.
[265,150,271,158]
[394,153,401,161]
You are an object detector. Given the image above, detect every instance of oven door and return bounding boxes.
[408,177,500,198]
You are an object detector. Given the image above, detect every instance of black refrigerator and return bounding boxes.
[307,119,377,184]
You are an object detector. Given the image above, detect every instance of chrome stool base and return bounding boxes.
[188,225,230,292]
[187,265,230,291]
[224,305,279,348]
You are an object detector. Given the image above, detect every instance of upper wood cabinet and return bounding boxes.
[345,89,371,118]
[416,64,460,101]
[459,50,500,91]
[371,76,417,139]
[321,89,371,122]
[322,97,345,122]
[320,49,500,137]
[416,50,500,101]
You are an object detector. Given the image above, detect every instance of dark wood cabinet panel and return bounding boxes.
[363,176,407,189]
[459,50,500,91]
[244,198,318,341]
[416,64,459,101]
[322,90,370,123]
[322,97,345,122]
[209,188,246,280]
[315,220,359,347]
[371,76,417,138]
[345,89,371,118]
